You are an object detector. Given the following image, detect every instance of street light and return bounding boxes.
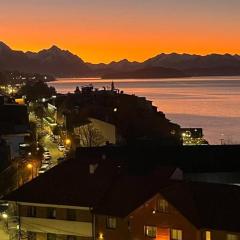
[2,212,8,219]
[65,138,71,145]
[27,163,34,179]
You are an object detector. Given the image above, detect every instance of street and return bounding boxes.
[40,134,63,165]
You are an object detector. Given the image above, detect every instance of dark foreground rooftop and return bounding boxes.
[3,157,240,232]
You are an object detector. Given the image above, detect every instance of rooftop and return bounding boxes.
[3,156,240,232]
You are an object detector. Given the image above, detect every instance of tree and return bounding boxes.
[52,125,61,136]
[19,80,56,101]
[76,123,105,147]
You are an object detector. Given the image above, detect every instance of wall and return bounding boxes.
[18,204,93,240]
[90,118,116,145]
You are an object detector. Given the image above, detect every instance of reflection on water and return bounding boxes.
[48,76,240,144]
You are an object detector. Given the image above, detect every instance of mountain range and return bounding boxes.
[1,41,240,78]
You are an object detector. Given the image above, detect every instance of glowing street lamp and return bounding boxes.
[27,163,33,169]
[65,138,71,145]
[2,212,8,219]
[27,163,34,179]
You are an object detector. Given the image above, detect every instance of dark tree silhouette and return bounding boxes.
[19,81,56,101]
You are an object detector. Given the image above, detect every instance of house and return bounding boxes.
[3,157,240,240]
[73,117,116,147]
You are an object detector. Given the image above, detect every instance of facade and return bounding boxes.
[74,118,116,147]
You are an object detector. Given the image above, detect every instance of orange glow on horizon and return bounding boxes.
[1,0,240,63]
[3,38,240,64]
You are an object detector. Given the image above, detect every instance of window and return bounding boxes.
[206,231,211,240]
[67,209,76,221]
[106,216,117,229]
[27,206,36,217]
[171,229,182,240]
[157,199,169,213]
[47,233,56,240]
[144,226,157,238]
[228,234,239,240]
[47,208,56,219]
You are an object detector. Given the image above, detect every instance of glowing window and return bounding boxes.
[157,199,169,213]
[145,226,157,238]
[171,229,182,240]
[206,231,211,240]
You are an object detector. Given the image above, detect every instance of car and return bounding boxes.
[42,159,50,164]
[58,144,65,152]
[43,151,50,155]
[43,153,51,158]
[43,155,52,160]
[38,163,50,174]
[38,169,45,174]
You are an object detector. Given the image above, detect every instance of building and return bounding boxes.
[0,98,30,159]
[73,117,116,147]
[3,157,240,240]
[180,128,208,145]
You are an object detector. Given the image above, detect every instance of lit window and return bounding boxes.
[157,199,169,213]
[228,234,239,240]
[171,229,182,240]
[144,226,157,238]
[106,216,117,229]
[206,231,211,240]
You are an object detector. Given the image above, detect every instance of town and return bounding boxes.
[0,75,239,240]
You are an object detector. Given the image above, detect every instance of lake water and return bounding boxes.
[48,76,240,145]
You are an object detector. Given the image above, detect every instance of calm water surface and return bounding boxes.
[48,76,240,144]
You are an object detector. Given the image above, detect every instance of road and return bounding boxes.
[40,135,63,165]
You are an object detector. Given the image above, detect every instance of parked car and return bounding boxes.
[38,163,50,174]
[43,155,51,160]
[58,144,65,152]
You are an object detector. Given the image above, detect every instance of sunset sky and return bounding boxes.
[1,0,240,63]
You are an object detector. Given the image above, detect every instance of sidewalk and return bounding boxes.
[0,223,9,240]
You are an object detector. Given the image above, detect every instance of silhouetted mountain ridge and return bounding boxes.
[102,66,188,79]
[1,41,240,78]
